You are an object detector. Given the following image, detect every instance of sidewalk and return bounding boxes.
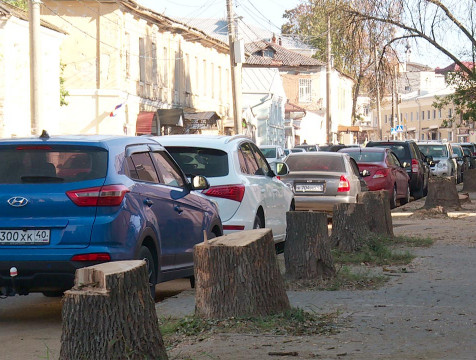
[158,189,476,359]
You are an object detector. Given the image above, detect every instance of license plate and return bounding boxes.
[296,184,324,192]
[0,229,50,245]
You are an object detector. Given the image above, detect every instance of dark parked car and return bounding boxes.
[461,147,475,169]
[365,140,430,199]
[0,134,222,297]
[457,143,476,169]
[338,147,410,208]
[294,144,319,152]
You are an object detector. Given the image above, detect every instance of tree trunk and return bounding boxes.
[284,211,336,280]
[357,190,394,237]
[463,169,476,192]
[331,203,371,252]
[194,229,290,319]
[60,261,168,360]
[425,176,461,210]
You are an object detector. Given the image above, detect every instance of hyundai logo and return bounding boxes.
[7,197,29,207]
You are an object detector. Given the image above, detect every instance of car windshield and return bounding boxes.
[419,145,448,157]
[346,151,384,163]
[0,145,108,184]
[367,143,410,161]
[285,154,345,172]
[165,146,229,177]
[452,146,463,157]
[259,147,277,158]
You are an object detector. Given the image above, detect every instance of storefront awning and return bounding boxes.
[136,111,157,135]
[337,125,360,132]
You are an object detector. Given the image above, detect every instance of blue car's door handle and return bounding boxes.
[174,205,183,214]
[144,199,153,207]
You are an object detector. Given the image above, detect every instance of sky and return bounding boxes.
[137,0,300,34]
[137,0,456,69]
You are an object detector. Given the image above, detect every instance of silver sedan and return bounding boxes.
[280,152,366,213]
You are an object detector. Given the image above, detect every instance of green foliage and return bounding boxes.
[433,71,476,123]
[4,0,27,10]
[60,62,69,106]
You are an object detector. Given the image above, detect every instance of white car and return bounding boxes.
[153,135,294,248]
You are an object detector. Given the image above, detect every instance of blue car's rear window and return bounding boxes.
[0,145,108,184]
[165,146,229,177]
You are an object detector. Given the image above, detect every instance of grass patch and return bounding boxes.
[286,265,388,291]
[392,235,434,247]
[332,234,415,266]
[159,308,339,346]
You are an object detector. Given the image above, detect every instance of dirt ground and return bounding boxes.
[162,188,476,360]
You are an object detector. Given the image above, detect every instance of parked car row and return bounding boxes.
[0,133,294,298]
[2,133,474,299]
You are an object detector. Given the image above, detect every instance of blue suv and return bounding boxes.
[0,134,222,297]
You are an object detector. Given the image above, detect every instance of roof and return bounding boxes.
[117,1,229,52]
[169,17,315,53]
[244,40,324,68]
[435,62,475,75]
[0,0,66,34]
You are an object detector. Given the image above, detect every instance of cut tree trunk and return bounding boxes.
[357,190,394,237]
[60,261,168,360]
[463,169,476,192]
[425,176,461,210]
[194,229,290,319]
[331,203,371,252]
[284,211,336,280]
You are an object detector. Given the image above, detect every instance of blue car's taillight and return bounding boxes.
[66,185,130,206]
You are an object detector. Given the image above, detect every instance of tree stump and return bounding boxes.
[194,229,290,319]
[284,211,336,280]
[331,203,371,252]
[424,176,461,210]
[60,261,168,360]
[357,190,394,237]
[463,169,476,192]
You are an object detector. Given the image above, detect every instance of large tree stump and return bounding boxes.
[425,176,461,210]
[284,211,336,280]
[194,229,290,319]
[331,203,371,252]
[463,169,476,192]
[60,261,168,360]
[357,190,394,237]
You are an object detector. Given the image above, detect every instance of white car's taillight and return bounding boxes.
[203,184,245,202]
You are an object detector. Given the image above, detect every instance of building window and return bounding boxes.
[421,133,425,140]
[125,32,130,78]
[139,37,145,83]
[385,114,387,124]
[218,66,222,102]
[185,54,190,93]
[422,111,425,120]
[448,131,453,141]
[203,60,207,96]
[211,63,215,99]
[411,112,413,122]
[433,109,436,119]
[163,47,168,86]
[299,78,312,103]
[439,109,442,118]
[151,42,157,84]
[195,56,199,93]
[427,110,430,120]
[448,108,453,118]
[416,112,419,120]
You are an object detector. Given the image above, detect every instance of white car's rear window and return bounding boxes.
[165,146,229,177]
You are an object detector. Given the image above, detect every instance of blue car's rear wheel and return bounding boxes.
[138,246,157,300]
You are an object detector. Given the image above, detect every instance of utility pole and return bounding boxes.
[326,14,332,144]
[395,64,402,140]
[226,0,242,135]
[373,42,382,140]
[29,0,41,136]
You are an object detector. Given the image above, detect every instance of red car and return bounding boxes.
[338,147,410,208]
